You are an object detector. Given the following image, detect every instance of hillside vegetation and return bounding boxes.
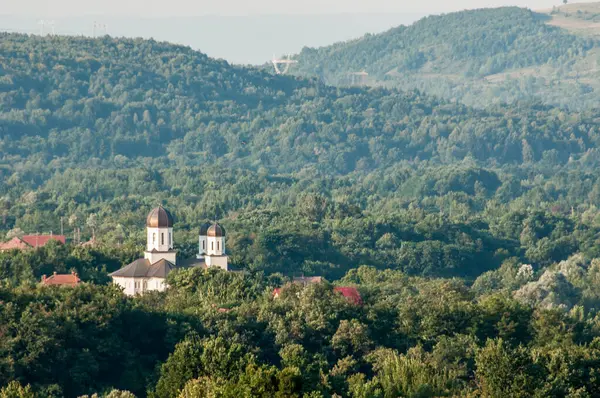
[544,2,600,37]
[2,31,600,181]
[292,7,600,110]
[2,34,600,282]
[3,32,600,398]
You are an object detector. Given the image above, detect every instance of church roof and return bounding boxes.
[199,222,212,236]
[207,223,225,237]
[146,206,174,228]
[147,259,176,278]
[110,258,150,277]
[109,258,177,279]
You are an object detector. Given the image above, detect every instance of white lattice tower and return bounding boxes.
[272,54,298,75]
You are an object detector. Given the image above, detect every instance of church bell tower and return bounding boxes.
[145,206,177,265]
[198,222,228,270]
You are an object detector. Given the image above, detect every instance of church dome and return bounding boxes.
[146,206,174,228]
[207,223,225,237]
[199,222,212,236]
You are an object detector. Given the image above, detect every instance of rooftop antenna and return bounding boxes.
[93,21,108,38]
[39,20,56,36]
[272,54,298,75]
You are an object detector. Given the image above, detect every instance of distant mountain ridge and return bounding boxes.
[291,6,600,110]
[0,13,424,65]
[2,32,600,188]
[542,2,600,37]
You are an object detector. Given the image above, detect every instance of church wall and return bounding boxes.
[144,250,177,265]
[198,235,207,256]
[146,227,174,252]
[206,236,225,256]
[113,276,137,296]
[206,255,228,271]
[148,277,168,292]
[112,276,168,296]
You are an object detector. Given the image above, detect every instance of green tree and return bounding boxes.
[475,338,541,397]
[0,382,35,398]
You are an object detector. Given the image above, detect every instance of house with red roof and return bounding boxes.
[41,271,81,286]
[293,276,324,285]
[0,237,31,251]
[333,287,363,305]
[272,284,363,305]
[0,235,66,252]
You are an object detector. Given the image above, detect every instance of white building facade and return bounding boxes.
[110,206,178,296]
[197,222,228,271]
[111,276,168,296]
[110,207,231,296]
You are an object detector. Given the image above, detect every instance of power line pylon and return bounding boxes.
[348,71,369,86]
[272,54,298,75]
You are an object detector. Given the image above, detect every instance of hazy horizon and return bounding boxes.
[0,13,428,64]
[2,0,598,17]
[2,1,598,64]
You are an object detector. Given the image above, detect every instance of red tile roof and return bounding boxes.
[21,235,66,247]
[293,276,324,285]
[334,287,363,305]
[272,286,363,305]
[41,272,80,286]
[0,235,66,251]
[0,237,31,251]
[79,237,97,247]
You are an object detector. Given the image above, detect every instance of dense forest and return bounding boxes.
[2,32,600,396]
[2,31,600,177]
[292,7,600,110]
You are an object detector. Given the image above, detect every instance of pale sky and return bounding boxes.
[3,0,598,63]
[2,0,596,17]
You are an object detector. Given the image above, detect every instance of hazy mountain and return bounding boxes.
[291,6,600,110]
[0,13,424,64]
[1,32,599,184]
[542,1,600,37]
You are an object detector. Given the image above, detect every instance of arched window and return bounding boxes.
[161,233,164,245]
[203,240,205,250]
[211,241,214,251]
[169,232,172,247]
[152,233,156,245]
[217,241,220,251]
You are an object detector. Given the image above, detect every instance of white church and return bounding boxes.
[110,206,228,296]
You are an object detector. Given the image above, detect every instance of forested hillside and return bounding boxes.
[292,7,600,110]
[3,33,600,397]
[2,33,600,280]
[2,32,600,178]
[544,2,600,37]
[5,264,600,397]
